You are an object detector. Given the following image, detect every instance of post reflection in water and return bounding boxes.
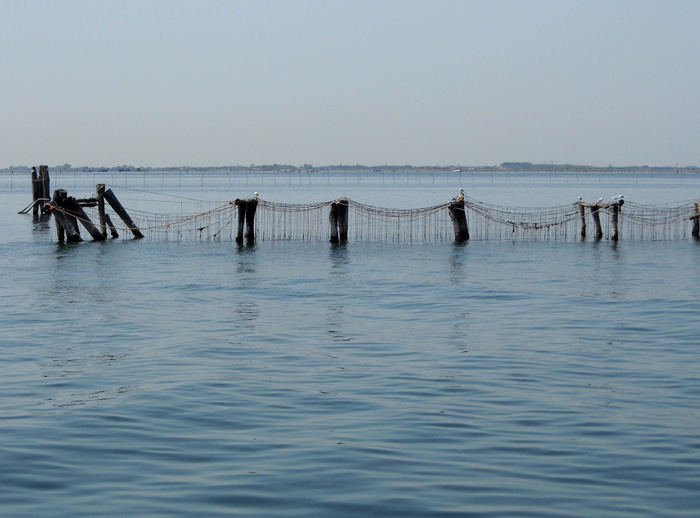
[233,242,259,334]
[326,242,351,343]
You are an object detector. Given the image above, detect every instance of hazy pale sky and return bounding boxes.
[3,0,699,168]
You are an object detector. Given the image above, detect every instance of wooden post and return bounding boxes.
[31,167,40,216]
[329,197,349,242]
[610,202,619,241]
[329,202,339,243]
[578,202,587,238]
[692,200,700,239]
[97,184,108,238]
[62,196,106,241]
[337,197,349,241]
[39,165,50,215]
[50,190,65,243]
[102,188,144,238]
[590,205,603,240]
[46,190,82,242]
[448,199,469,242]
[235,199,246,244]
[234,197,258,243]
[244,198,257,242]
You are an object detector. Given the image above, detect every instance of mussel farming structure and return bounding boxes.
[21,168,700,243]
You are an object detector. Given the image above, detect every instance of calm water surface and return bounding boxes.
[1,171,699,516]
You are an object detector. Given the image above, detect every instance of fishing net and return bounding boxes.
[615,200,698,240]
[58,187,699,242]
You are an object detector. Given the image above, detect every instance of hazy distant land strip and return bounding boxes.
[3,162,699,174]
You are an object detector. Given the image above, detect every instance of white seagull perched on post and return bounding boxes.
[597,197,604,204]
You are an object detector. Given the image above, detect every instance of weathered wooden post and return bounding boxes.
[692,200,700,239]
[329,202,339,243]
[329,197,349,242]
[244,198,257,242]
[590,205,603,240]
[46,190,82,242]
[578,201,587,238]
[39,165,50,215]
[104,213,119,238]
[31,167,40,217]
[96,184,119,238]
[337,197,349,241]
[103,188,144,238]
[448,198,469,242]
[235,199,247,244]
[234,197,258,243]
[610,202,619,241]
[97,184,108,238]
[49,189,65,243]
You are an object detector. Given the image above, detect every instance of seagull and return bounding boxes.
[457,187,465,202]
[612,193,624,201]
[597,197,604,204]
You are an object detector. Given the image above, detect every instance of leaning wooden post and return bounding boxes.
[104,213,119,238]
[62,196,106,241]
[590,205,603,240]
[578,202,587,238]
[244,198,258,242]
[448,199,469,242]
[692,200,700,239]
[609,202,619,241]
[103,188,144,238]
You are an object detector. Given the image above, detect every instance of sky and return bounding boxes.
[2,0,700,168]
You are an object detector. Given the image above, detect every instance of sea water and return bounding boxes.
[1,170,698,517]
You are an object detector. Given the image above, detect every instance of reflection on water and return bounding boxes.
[234,242,259,333]
[328,242,350,273]
[233,300,259,333]
[326,243,351,342]
[448,241,468,287]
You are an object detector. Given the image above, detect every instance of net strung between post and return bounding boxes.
[76,189,699,242]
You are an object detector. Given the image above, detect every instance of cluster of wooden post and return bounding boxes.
[44,184,143,242]
[234,197,258,244]
[30,165,51,217]
[329,197,349,243]
[578,200,623,241]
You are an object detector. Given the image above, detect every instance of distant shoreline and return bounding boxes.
[2,164,698,174]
